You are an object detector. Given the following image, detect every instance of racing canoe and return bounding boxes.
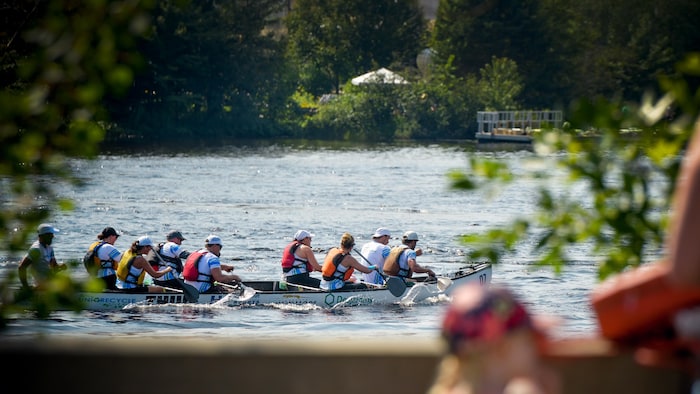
[76,263,492,310]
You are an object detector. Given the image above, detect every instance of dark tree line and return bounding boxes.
[3,0,700,143]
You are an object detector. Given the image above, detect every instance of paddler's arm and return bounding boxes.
[300,245,322,272]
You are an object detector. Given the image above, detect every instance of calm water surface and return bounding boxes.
[1,142,629,340]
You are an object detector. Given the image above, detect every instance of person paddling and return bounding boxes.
[183,235,241,293]
[383,231,435,283]
[148,230,191,290]
[115,236,173,293]
[85,226,122,290]
[281,229,322,288]
[18,223,67,290]
[357,227,392,284]
[320,232,376,290]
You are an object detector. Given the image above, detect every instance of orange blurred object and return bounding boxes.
[591,262,700,342]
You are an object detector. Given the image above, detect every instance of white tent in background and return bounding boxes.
[351,67,408,85]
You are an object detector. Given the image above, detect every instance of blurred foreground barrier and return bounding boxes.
[0,336,692,393]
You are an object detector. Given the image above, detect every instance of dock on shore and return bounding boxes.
[475,110,563,143]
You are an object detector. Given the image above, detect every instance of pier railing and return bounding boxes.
[477,110,563,135]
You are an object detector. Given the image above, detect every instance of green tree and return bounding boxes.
[554,0,698,102]
[107,0,295,140]
[397,56,479,139]
[285,0,425,95]
[0,0,153,252]
[431,0,700,109]
[0,0,155,324]
[431,0,556,107]
[476,56,522,111]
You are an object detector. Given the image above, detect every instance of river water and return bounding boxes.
[0,141,628,341]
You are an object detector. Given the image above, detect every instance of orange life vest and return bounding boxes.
[322,248,353,281]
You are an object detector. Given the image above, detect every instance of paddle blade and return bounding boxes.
[177,278,200,303]
[386,277,406,297]
[183,285,200,303]
[437,277,453,292]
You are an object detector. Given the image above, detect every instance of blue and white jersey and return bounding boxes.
[397,248,417,276]
[96,243,121,278]
[160,242,187,260]
[157,241,187,280]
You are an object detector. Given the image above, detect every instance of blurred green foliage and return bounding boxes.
[0,0,154,326]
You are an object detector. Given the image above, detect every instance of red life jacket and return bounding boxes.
[183,250,207,281]
[281,241,312,273]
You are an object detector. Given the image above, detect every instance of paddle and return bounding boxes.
[385,276,407,297]
[151,248,199,303]
[214,280,242,291]
[437,277,453,292]
[214,280,257,294]
[353,247,407,297]
[278,281,324,292]
[416,274,453,292]
[213,281,258,302]
[160,286,184,293]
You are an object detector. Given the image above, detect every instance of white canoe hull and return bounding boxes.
[77,263,492,311]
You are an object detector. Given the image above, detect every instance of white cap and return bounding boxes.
[137,236,153,247]
[206,234,223,246]
[402,231,419,241]
[37,223,59,235]
[372,228,391,238]
[294,230,314,241]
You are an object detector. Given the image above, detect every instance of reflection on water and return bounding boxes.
[3,141,607,339]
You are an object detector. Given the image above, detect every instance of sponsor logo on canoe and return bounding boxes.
[78,294,138,307]
[203,295,226,303]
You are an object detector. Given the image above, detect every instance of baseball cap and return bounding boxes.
[101,227,120,238]
[441,284,537,354]
[402,231,419,241]
[372,228,391,238]
[136,236,153,247]
[167,230,186,241]
[205,234,223,246]
[37,223,59,235]
[294,230,314,241]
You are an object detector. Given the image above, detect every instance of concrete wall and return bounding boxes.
[1,337,691,393]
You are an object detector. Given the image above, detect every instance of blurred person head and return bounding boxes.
[428,284,560,394]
